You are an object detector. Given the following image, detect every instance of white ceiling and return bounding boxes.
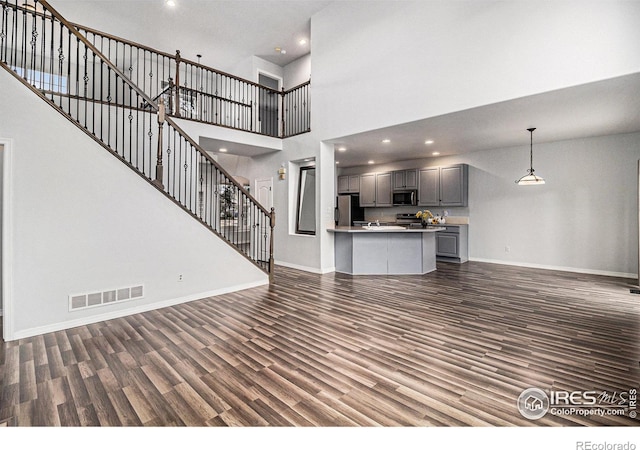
[53,0,333,68]
[331,72,640,168]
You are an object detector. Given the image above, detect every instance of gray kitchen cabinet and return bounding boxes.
[337,175,360,194]
[418,164,468,207]
[436,224,468,263]
[393,169,418,190]
[375,172,393,207]
[440,164,468,206]
[418,167,440,206]
[359,173,377,207]
[358,172,392,207]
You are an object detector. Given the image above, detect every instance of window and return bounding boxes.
[295,166,316,235]
[11,66,68,93]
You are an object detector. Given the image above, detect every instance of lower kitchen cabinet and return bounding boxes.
[436,224,468,263]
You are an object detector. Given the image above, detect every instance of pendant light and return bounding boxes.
[516,127,545,185]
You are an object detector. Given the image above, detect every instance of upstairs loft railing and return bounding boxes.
[74,22,310,138]
[0,0,275,279]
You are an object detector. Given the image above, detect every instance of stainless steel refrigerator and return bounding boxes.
[336,194,365,226]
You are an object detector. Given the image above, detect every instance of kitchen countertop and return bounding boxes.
[332,225,442,275]
[329,226,445,233]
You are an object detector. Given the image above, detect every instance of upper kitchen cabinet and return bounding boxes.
[418,164,468,207]
[418,167,440,206]
[337,175,360,194]
[359,172,392,207]
[440,164,468,206]
[376,172,393,207]
[359,173,377,207]
[392,169,418,191]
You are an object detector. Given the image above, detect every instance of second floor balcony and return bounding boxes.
[0,1,310,139]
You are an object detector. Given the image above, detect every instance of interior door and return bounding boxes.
[258,73,280,137]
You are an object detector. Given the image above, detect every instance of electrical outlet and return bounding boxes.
[178,274,183,282]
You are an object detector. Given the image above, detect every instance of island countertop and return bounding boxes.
[328,226,445,233]
[330,226,443,275]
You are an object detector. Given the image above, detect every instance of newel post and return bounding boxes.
[269,207,275,283]
[174,50,181,117]
[154,98,166,189]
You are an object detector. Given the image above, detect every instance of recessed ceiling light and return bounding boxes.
[368,160,375,164]
[425,140,434,145]
[274,47,286,54]
[219,148,228,153]
[382,139,391,144]
[299,39,308,45]
[432,152,440,156]
[165,0,176,7]
[335,161,340,165]
[337,147,347,152]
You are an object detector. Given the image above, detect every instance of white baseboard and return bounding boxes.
[275,260,335,274]
[469,257,636,280]
[8,279,268,341]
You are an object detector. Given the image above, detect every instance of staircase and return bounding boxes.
[0,0,276,280]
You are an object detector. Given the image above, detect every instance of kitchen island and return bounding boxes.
[328,225,444,275]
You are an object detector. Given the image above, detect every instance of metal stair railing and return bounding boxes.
[73,20,310,138]
[0,0,275,279]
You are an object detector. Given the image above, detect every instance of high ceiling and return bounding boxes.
[50,1,640,167]
[52,0,333,68]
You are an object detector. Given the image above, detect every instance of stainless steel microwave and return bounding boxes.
[392,190,417,206]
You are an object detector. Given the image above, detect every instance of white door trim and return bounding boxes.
[1,137,14,341]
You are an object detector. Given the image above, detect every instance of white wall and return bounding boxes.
[233,1,640,276]
[242,131,332,273]
[311,1,640,140]
[284,54,311,89]
[0,69,268,340]
[339,132,640,278]
[43,1,640,278]
[464,133,639,277]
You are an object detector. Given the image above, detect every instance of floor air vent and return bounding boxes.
[69,284,144,311]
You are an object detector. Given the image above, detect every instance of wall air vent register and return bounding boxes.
[69,284,144,311]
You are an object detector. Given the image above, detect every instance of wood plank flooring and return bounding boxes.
[0,261,639,426]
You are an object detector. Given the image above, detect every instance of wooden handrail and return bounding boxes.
[36,0,268,216]
[76,22,282,94]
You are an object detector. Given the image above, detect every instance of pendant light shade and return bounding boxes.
[516,127,545,185]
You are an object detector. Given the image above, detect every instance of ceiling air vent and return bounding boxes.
[69,284,144,311]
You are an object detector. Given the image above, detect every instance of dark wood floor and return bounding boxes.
[0,261,639,426]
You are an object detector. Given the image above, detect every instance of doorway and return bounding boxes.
[255,177,273,210]
[258,72,281,137]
